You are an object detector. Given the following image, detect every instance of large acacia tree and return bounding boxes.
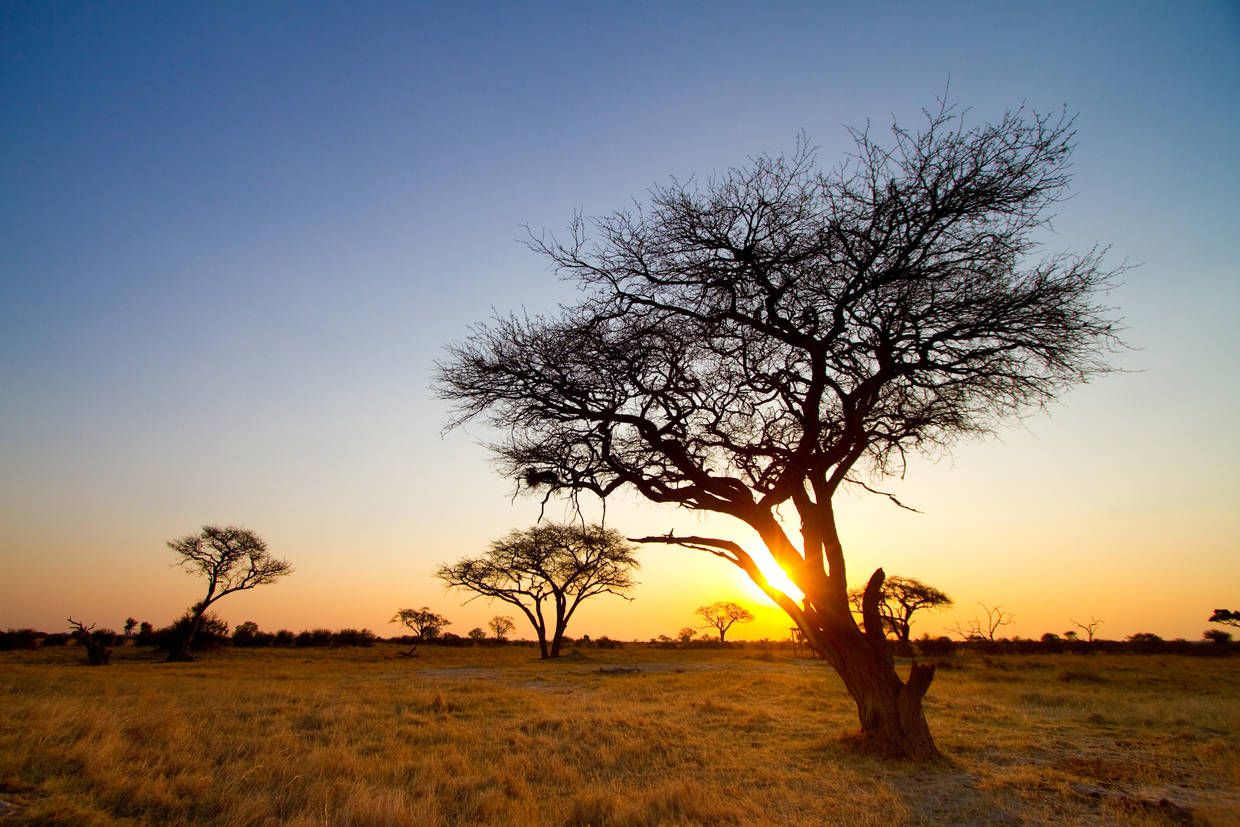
[437,102,1120,758]
[437,523,637,659]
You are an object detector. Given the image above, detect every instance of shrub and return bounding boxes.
[154,612,230,653]
[334,628,377,647]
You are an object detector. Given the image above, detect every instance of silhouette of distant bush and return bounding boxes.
[333,628,377,647]
[155,612,229,654]
[595,636,622,649]
[0,629,44,650]
[915,636,956,657]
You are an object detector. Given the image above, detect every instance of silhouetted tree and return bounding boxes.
[468,627,487,641]
[67,618,112,665]
[1209,609,1240,628]
[166,525,292,661]
[391,607,450,655]
[1071,616,1103,642]
[437,523,638,659]
[123,617,138,639]
[677,626,697,644]
[233,620,261,646]
[695,601,755,642]
[436,100,1121,758]
[848,576,952,650]
[135,621,155,646]
[488,615,516,641]
[950,603,1014,642]
[1203,629,1231,646]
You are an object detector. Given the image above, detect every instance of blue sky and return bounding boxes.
[2,2,1237,638]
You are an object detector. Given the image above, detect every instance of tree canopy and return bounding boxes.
[437,523,638,659]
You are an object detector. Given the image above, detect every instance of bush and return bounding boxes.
[154,612,230,653]
[0,629,44,650]
[295,629,335,647]
[595,636,622,649]
[915,636,956,657]
[334,628,377,647]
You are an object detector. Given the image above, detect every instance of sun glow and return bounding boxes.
[740,549,804,604]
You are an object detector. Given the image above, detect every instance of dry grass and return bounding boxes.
[0,645,1236,825]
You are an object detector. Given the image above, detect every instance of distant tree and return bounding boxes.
[1203,629,1232,646]
[696,602,755,642]
[677,626,697,645]
[1208,609,1240,628]
[437,523,638,659]
[166,525,292,661]
[847,577,952,649]
[436,101,1122,758]
[1062,630,1079,641]
[136,621,155,646]
[949,604,1014,642]
[233,620,261,646]
[123,617,138,639]
[67,618,111,666]
[488,615,516,641]
[468,627,487,641]
[1071,616,1104,642]
[391,607,450,655]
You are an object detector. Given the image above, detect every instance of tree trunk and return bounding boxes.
[165,605,205,662]
[536,632,550,659]
[805,585,939,760]
[548,617,567,658]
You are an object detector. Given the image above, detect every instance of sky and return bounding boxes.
[2,2,1238,643]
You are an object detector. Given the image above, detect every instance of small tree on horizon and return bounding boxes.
[166,525,292,662]
[949,603,1014,642]
[437,523,638,659]
[696,602,755,642]
[391,607,450,656]
[488,615,516,641]
[1071,616,1104,642]
[67,618,112,666]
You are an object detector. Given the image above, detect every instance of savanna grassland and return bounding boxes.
[1,644,1236,826]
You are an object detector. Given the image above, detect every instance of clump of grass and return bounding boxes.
[1058,669,1107,683]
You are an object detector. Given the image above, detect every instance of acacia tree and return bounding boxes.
[696,601,755,642]
[1209,609,1240,628]
[166,525,291,662]
[848,577,952,650]
[391,607,450,655]
[488,615,516,641]
[436,102,1120,758]
[437,523,638,659]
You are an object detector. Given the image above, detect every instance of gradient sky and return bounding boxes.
[2,2,1237,643]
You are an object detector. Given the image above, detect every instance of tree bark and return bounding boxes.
[804,575,939,760]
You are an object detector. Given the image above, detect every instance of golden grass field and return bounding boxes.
[1,643,1236,825]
